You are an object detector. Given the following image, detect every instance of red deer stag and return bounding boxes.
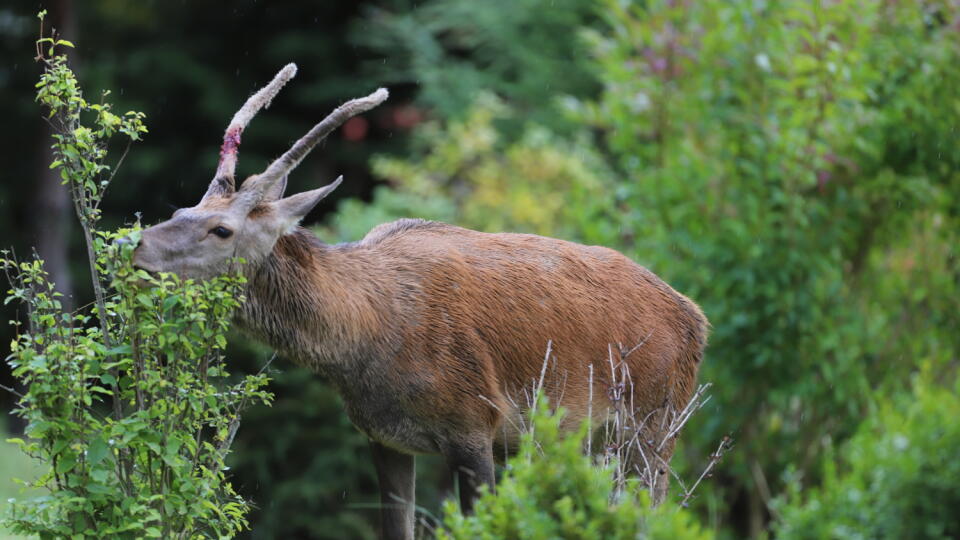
[132,64,708,540]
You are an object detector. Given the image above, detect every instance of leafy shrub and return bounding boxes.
[3,248,270,538]
[576,0,960,528]
[437,399,711,540]
[1,18,271,538]
[775,372,960,540]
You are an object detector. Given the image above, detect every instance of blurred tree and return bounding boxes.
[352,0,602,135]
[324,94,615,243]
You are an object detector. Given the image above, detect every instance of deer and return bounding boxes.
[130,64,709,540]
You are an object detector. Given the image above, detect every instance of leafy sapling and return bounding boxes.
[1,13,272,539]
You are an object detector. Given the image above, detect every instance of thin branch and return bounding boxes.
[680,435,731,507]
[94,139,133,211]
[0,383,24,399]
[657,383,712,453]
[620,330,653,359]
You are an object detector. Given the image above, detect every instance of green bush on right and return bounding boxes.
[437,398,711,540]
[776,372,960,540]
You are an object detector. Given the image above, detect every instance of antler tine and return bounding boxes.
[248,88,389,198]
[203,63,298,200]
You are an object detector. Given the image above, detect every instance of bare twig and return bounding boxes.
[95,139,133,211]
[619,330,653,359]
[490,338,726,509]
[0,383,24,398]
[680,435,731,507]
[657,383,712,453]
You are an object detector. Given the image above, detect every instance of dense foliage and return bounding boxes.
[1,28,271,537]
[776,372,960,539]
[575,0,959,529]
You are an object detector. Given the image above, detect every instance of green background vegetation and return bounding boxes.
[1,0,957,537]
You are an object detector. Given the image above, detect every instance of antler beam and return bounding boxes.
[203,63,298,200]
[243,88,389,200]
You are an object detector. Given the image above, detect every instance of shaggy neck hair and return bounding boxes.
[234,227,399,372]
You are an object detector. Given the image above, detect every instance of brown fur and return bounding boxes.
[234,218,708,509]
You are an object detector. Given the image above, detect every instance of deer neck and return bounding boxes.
[235,227,395,371]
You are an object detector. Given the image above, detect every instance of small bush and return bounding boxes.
[437,399,711,540]
[1,16,272,538]
[775,371,960,540]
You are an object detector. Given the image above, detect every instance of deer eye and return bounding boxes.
[210,226,233,239]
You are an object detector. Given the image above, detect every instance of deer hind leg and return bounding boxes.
[649,431,676,506]
[369,440,416,540]
[629,406,676,507]
[443,436,495,514]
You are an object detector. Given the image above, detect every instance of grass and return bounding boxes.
[0,419,41,540]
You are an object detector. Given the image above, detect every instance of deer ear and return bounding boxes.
[262,174,288,202]
[274,176,343,226]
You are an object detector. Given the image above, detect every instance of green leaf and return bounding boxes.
[106,344,132,356]
[162,294,181,312]
[87,437,109,465]
[51,438,69,457]
[56,450,77,474]
[136,293,154,308]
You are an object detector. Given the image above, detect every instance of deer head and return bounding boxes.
[133,64,388,279]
